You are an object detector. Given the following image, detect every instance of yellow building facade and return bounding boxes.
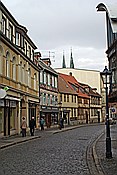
[0,1,39,136]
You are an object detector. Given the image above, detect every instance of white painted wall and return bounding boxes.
[55,68,101,94]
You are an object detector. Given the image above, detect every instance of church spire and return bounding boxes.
[62,50,66,68]
[70,47,74,68]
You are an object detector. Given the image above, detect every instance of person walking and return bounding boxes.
[21,117,27,137]
[29,116,36,136]
[40,117,45,131]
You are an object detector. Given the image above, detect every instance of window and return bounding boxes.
[0,45,3,74]
[60,94,62,102]
[16,32,20,46]
[24,42,27,56]
[22,64,26,84]
[74,95,76,103]
[32,50,34,61]
[34,73,37,90]
[12,57,16,80]
[28,46,31,59]
[52,76,54,87]
[48,74,50,86]
[84,99,88,104]
[67,94,69,102]
[52,95,55,105]
[1,16,6,35]
[64,94,66,102]
[40,71,43,83]
[8,24,13,41]
[44,72,46,84]
[71,108,73,116]
[21,35,24,48]
[78,98,82,103]
[72,95,73,102]
[28,68,31,87]
[55,77,57,88]
[74,108,76,117]
[47,94,50,105]
[6,51,10,77]
[43,93,46,104]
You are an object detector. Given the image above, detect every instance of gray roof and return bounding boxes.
[39,60,58,76]
[96,3,117,33]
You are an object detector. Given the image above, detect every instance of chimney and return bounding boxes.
[41,58,51,66]
[69,72,72,76]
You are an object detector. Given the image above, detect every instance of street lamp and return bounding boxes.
[101,66,112,158]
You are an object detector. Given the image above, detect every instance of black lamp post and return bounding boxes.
[101,66,112,158]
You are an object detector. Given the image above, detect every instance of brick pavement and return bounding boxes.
[0,123,117,174]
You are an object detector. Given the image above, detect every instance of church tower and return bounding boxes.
[70,48,74,68]
[62,50,66,68]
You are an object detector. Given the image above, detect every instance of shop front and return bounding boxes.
[40,106,59,128]
[0,96,20,136]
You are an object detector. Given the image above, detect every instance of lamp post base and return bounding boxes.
[106,137,112,158]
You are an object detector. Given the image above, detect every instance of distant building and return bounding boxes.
[58,72,102,124]
[35,52,59,127]
[55,68,101,93]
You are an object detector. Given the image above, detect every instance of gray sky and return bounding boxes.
[2,0,117,71]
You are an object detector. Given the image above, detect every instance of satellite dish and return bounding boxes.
[0,89,6,99]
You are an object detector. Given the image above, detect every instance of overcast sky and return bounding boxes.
[2,0,117,71]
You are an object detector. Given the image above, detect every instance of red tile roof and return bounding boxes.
[59,73,89,98]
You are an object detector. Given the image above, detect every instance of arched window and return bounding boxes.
[6,51,10,77]
[34,73,37,90]
[12,56,16,80]
[28,68,31,87]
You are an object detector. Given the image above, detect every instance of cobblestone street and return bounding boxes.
[0,125,104,175]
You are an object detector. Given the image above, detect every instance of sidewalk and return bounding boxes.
[0,124,80,149]
[94,123,117,175]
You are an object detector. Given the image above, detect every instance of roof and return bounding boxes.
[79,82,102,98]
[39,60,58,76]
[96,3,117,33]
[59,73,89,98]
[58,76,77,95]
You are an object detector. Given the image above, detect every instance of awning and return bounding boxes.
[5,96,21,101]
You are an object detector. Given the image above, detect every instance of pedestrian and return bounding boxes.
[59,117,63,130]
[29,116,36,136]
[21,117,27,137]
[40,117,45,131]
